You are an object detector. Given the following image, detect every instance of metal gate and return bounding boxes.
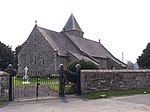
[8,64,81,101]
[12,74,59,101]
[59,64,81,96]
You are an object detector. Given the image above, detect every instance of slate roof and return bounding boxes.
[66,34,107,58]
[67,51,99,66]
[66,34,126,67]
[37,26,80,56]
[62,14,83,32]
[36,26,126,67]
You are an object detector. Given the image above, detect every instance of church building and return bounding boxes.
[18,14,127,74]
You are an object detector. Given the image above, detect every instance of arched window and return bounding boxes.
[33,52,37,65]
[33,38,37,43]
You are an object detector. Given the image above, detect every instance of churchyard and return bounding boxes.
[1,65,150,106]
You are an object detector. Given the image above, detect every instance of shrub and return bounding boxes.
[67,59,98,72]
[66,59,98,83]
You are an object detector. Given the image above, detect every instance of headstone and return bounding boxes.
[22,67,30,84]
[24,66,28,79]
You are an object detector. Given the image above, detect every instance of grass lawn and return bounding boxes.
[65,84,76,94]
[13,76,59,86]
[0,100,7,105]
[82,88,150,99]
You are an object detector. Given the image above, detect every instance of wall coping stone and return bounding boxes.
[0,71,9,76]
[81,69,150,73]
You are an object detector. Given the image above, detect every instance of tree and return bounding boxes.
[133,63,139,70]
[127,61,139,70]
[137,43,150,69]
[14,45,22,69]
[15,45,22,56]
[127,60,134,69]
[67,59,98,72]
[66,59,98,83]
[0,41,15,70]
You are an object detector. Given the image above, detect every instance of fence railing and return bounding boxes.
[12,73,59,101]
[0,64,81,103]
[58,64,81,97]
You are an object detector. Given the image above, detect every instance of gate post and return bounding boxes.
[6,64,16,101]
[8,75,12,101]
[59,64,65,97]
[76,64,81,95]
[36,76,40,98]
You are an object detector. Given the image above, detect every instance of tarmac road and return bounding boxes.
[1,94,150,112]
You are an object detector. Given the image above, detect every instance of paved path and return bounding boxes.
[1,94,150,112]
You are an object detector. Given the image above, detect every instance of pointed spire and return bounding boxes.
[61,14,84,37]
[62,14,83,32]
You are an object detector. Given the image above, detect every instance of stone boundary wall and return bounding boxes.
[0,71,9,101]
[81,70,150,93]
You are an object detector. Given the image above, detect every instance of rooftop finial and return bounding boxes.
[71,7,73,15]
[99,39,101,43]
[35,20,37,26]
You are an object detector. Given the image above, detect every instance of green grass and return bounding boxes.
[82,89,150,99]
[13,76,59,86]
[45,84,59,91]
[65,85,76,94]
[0,100,7,105]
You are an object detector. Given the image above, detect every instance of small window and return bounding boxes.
[33,52,37,65]
[33,38,37,43]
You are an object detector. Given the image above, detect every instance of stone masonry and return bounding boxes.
[0,71,9,101]
[81,70,150,93]
[18,26,56,74]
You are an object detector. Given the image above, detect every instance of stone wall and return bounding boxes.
[81,70,150,93]
[0,71,9,101]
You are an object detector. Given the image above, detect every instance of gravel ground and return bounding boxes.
[1,94,150,112]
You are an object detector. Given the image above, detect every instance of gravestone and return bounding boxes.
[22,67,30,84]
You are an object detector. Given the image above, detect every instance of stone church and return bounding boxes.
[18,14,127,74]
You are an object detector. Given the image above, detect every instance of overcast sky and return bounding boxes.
[0,0,150,63]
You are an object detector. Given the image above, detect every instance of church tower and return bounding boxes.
[61,14,84,37]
